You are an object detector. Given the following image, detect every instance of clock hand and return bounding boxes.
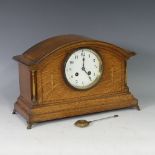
[83,68,88,74]
[81,58,92,81]
[85,70,92,81]
[82,58,85,69]
[81,57,86,71]
[82,68,92,81]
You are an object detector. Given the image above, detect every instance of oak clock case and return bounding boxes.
[12,34,140,129]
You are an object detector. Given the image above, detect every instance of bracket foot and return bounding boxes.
[136,104,140,111]
[12,109,16,114]
[27,122,33,129]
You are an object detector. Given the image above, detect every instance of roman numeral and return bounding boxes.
[75,55,78,59]
[70,61,74,64]
[81,52,85,56]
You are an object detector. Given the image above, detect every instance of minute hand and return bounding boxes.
[82,58,85,68]
[81,58,92,81]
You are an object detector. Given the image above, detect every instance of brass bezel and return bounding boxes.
[64,48,103,90]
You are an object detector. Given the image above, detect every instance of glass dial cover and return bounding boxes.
[65,48,103,89]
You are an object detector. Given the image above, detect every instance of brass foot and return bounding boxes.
[136,104,140,111]
[27,122,33,129]
[12,109,16,114]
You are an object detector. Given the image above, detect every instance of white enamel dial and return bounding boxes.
[65,48,103,89]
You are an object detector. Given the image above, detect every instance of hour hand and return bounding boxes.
[82,68,92,81]
[81,65,87,74]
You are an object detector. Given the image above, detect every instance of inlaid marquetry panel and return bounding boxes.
[36,49,125,104]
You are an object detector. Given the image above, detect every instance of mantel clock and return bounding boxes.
[13,34,139,129]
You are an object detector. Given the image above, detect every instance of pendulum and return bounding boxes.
[74,115,119,128]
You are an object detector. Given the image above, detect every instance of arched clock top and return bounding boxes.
[13,34,136,67]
